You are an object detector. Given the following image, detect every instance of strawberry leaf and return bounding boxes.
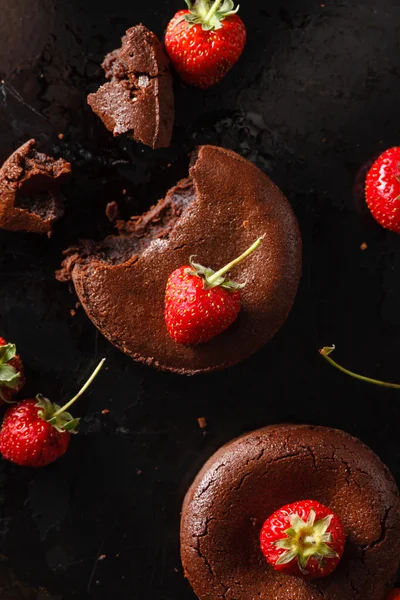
[0,344,21,398]
[0,343,16,365]
[0,365,21,387]
[185,0,240,31]
[63,418,80,433]
[189,257,245,291]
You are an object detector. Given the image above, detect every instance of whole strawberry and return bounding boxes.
[386,590,400,600]
[260,500,346,580]
[0,337,25,403]
[365,146,400,233]
[165,236,264,344]
[164,0,246,88]
[0,359,105,467]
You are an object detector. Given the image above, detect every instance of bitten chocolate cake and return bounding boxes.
[87,25,174,149]
[181,424,400,600]
[0,139,71,236]
[57,145,301,374]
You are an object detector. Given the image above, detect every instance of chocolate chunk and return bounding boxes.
[87,25,174,149]
[0,139,71,236]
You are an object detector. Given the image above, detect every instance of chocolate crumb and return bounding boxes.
[105,201,119,222]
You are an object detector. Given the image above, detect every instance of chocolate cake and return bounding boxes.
[87,25,174,149]
[57,145,302,374]
[0,139,71,236]
[181,424,400,600]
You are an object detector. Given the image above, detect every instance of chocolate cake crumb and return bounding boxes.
[105,201,119,222]
[87,25,174,149]
[0,139,71,235]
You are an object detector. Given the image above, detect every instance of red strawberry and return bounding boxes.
[0,337,25,403]
[365,146,400,233]
[386,590,400,600]
[260,500,346,580]
[164,0,246,88]
[165,236,264,344]
[0,359,105,467]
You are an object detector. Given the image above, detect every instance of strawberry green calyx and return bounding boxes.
[36,395,80,433]
[36,358,106,434]
[184,0,240,31]
[187,235,265,291]
[275,510,338,573]
[320,346,400,389]
[0,344,21,400]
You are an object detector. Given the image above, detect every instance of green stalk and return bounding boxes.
[52,359,106,418]
[204,0,224,24]
[207,236,265,286]
[320,346,400,389]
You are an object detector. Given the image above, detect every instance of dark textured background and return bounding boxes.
[0,0,399,598]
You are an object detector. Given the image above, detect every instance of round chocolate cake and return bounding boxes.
[181,424,400,599]
[58,145,302,374]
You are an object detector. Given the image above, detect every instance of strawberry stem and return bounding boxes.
[204,0,224,23]
[320,346,400,389]
[52,359,106,418]
[207,235,265,286]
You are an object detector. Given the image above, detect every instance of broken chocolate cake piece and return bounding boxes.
[87,25,174,149]
[0,139,71,236]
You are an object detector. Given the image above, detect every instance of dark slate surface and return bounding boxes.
[0,0,399,598]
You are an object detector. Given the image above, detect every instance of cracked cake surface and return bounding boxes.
[0,139,71,235]
[57,145,302,374]
[87,24,174,149]
[181,424,400,600]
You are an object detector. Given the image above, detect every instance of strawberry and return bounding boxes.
[260,500,346,580]
[0,337,25,403]
[164,0,246,88]
[165,236,264,344]
[0,359,105,467]
[386,590,400,600]
[365,146,400,233]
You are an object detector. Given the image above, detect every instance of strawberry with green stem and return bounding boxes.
[0,358,105,467]
[165,236,264,345]
[164,0,246,88]
[0,337,25,403]
[260,500,346,580]
[320,346,400,389]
